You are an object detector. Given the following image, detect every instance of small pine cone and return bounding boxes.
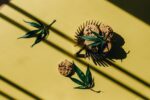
[58,60,75,77]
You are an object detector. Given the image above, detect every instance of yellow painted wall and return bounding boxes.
[0,0,150,100]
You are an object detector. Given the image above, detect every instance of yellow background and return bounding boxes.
[0,0,150,100]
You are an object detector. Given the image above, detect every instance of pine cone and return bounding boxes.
[58,60,75,77]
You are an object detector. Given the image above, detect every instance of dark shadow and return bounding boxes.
[0,0,10,6]
[0,90,16,100]
[104,32,150,88]
[107,0,150,25]
[0,75,42,100]
[0,13,149,99]
[75,32,128,67]
[107,32,128,60]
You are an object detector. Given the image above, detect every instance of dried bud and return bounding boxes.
[83,24,98,47]
[83,24,99,36]
[58,60,75,77]
[99,23,113,41]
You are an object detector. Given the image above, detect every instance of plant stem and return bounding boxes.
[47,19,56,28]
[75,46,87,58]
[90,88,101,93]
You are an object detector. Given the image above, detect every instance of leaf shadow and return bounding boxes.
[106,32,129,60]
[0,90,16,100]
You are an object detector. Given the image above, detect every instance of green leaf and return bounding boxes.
[91,31,100,37]
[41,29,49,39]
[96,38,103,42]
[24,20,42,28]
[79,36,97,41]
[31,29,49,47]
[88,42,101,47]
[101,41,106,48]
[70,77,85,86]
[91,78,95,87]
[18,30,39,39]
[74,86,88,89]
[31,34,43,47]
[73,64,87,84]
[86,66,93,85]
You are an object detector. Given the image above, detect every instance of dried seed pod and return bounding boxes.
[58,60,75,77]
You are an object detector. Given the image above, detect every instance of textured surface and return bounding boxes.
[0,0,150,100]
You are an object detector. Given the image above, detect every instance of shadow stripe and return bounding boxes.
[0,90,16,100]
[0,75,42,100]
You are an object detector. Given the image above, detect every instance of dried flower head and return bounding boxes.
[75,21,114,66]
[75,20,113,53]
[99,23,113,41]
[58,60,75,77]
[59,60,101,93]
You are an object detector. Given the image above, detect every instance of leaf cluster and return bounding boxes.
[70,64,94,89]
[79,32,106,49]
[18,20,56,47]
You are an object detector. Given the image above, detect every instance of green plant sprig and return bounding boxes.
[69,63,101,93]
[79,31,106,49]
[18,20,56,47]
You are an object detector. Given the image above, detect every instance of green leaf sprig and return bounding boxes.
[70,63,101,93]
[79,31,106,49]
[18,19,56,47]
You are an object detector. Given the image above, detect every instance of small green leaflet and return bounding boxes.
[92,31,102,38]
[80,31,106,48]
[73,63,87,84]
[18,30,39,39]
[70,77,85,86]
[23,20,43,28]
[86,66,93,85]
[79,36,97,41]
[89,42,101,47]
[70,64,98,92]
[74,86,88,89]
